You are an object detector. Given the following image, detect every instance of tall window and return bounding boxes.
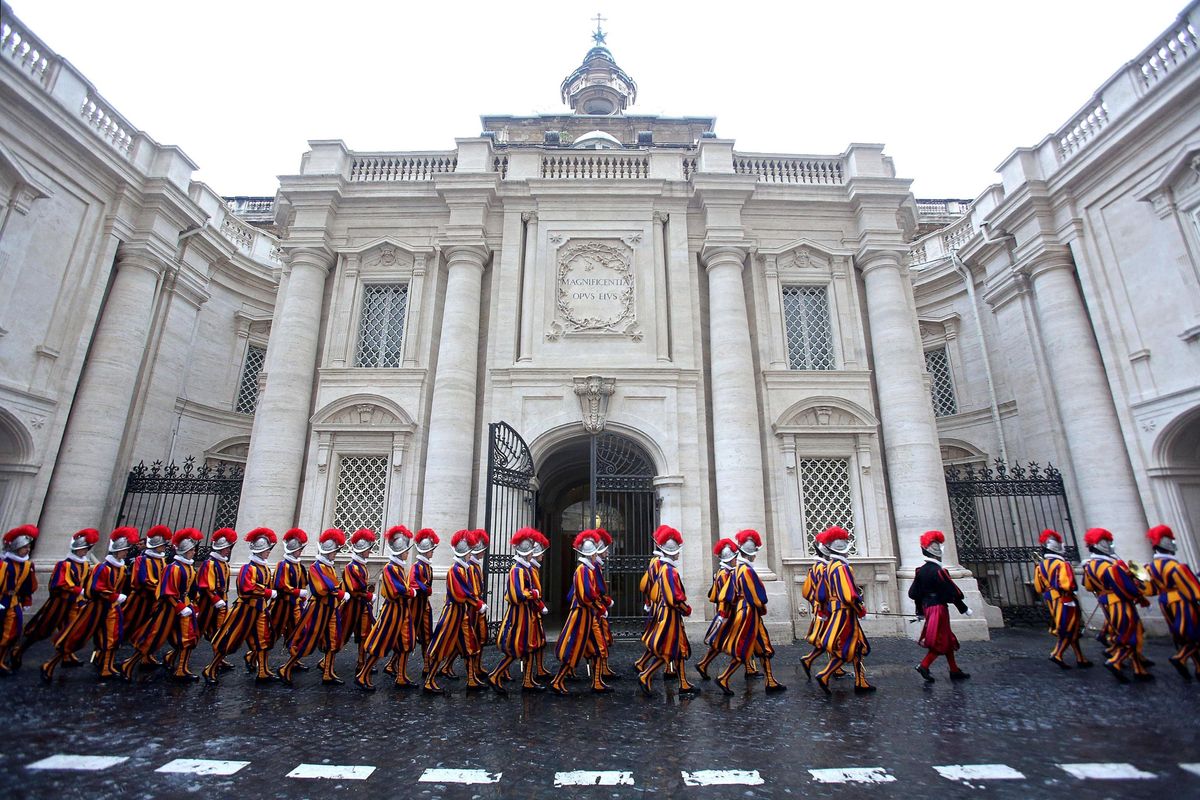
[234,344,266,414]
[782,286,835,370]
[925,346,958,417]
[799,457,856,555]
[355,283,409,368]
[332,455,388,535]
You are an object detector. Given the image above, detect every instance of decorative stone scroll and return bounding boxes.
[549,239,637,338]
[574,375,616,433]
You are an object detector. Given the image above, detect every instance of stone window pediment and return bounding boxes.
[774,398,877,434]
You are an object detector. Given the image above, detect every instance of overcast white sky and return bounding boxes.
[12,0,1189,197]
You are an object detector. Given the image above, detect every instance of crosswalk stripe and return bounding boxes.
[681,770,764,786]
[809,767,895,784]
[156,759,250,776]
[286,764,375,780]
[554,770,635,787]
[1057,763,1156,780]
[1181,763,1200,777]
[934,764,1025,782]
[27,755,129,771]
[419,768,503,784]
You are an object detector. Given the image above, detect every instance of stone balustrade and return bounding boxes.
[217,208,282,264]
[1137,15,1199,88]
[732,154,845,184]
[223,195,275,219]
[915,198,973,218]
[540,153,650,179]
[1054,96,1109,162]
[348,153,457,181]
[0,10,51,86]
[908,213,977,267]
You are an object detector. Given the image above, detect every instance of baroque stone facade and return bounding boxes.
[3,2,1200,641]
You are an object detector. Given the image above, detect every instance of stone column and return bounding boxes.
[236,247,332,533]
[860,250,993,635]
[419,244,489,543]
[39,247,165,553]
[1025,253,1147,554]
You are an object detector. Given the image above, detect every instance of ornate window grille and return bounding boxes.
[925,346,958,417]
[799,457,856,554]
[355,283,409,368]
[234,344,266,414]
[332,455,388,536]
[782,286,836,370]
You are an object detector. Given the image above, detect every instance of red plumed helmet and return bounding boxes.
[3,524,38,544]
[814,529,829,546]
[386,525,413,539]
[247,527,277,545]
[415,528,439,545]
[713,537,738,557]
[1039,529,1063,545]
[145,524,172,543]
[512,527,537,547]
[654,525,683,547]
[283,528,308,545]
[1147,525,1175,547]
[451,530,471,548]
[533,530,550,548]
[172,528,203,547]
[919,530,946,549]
[573,530,600,550]
[111,526,140,545]
[595,528,613,546]
[1083,528,1113,548]
[474,529,490,547]
[211,527,238,545]
[735,529,763,548]
[824,526,851,543]
[320,528,347,547]
[350,528,377,544]
[74,528,101,545]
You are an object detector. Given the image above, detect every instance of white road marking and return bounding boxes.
[934,764,1026,782]
[681,770,764,786]
[554,770,635,787]
[1058,763,1156,780]
[27,755,129,771]
[156,759,250,776]
[809,767,896,784]
[286,764,376,780]
[419,768,503,784]
[1181,763,1200,777]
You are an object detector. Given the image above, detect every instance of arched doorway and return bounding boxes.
[1154,407,1200,563]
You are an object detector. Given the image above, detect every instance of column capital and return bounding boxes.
[1016,246,1075,281]
[700,241,751,272]
[281,244,335,274]
[441,241,491,271]
[854,246,907,276]
[114,242,174,278]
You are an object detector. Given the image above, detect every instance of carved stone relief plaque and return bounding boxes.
[549,239,637,338]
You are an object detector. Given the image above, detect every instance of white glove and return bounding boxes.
[0,604,5,612]
[116,594,127,606]
[480,603,489,617]
[180,607,194,617]
[299,588,311,599]
[215,600,227,610]
[541,606,550,616]
[270,590,278,599]
[643,604,651,613]
[340,591,350,602]
[715,614,726,622]
[964,607,974,617]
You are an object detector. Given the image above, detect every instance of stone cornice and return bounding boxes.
[173,397,254,429]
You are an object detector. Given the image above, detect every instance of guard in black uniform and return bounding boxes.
[908,530,971,683]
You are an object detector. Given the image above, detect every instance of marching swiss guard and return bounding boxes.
[1082,527,1152,683]
[261,528,308,672]
[121,524,169,651]
[42,527,137,681]
[633,540,664,675]
[120,527,203,681]
[529,530,554,682]
[465,529,491,686]
[409,528,438,677]
[550,530,609,695]
[0,524,39,673]
[800,529,837,681]
[814,526,873,694]
[487,527,549,694]
[593,528,618,682]
[1144,524,1200,681]
[696,537,737,680]
[637,525,696,697]
[202,528,278,685]
[343,528,378,677]
[355,526,418,691]
[424,530,488,694]
[12,527,97,670]
[194,528,236,662]
[277,528,349,686]
[1032,528,1092,669]
[713,529,786,695]
[908,530,971,683]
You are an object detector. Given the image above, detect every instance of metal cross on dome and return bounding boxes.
[592,12,607,45]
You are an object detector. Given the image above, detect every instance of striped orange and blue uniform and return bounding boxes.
[411,556,434,651]
[469,560,489,651]
[638,557,663,639]
[1083,556,1146,671]
[362,560,414,659]
[596,567,614,649]
[209,558,274,656]
[0,556,36,646]
[132,558,198,655]
[819,558,869,661]
[718,562,774,660]
[21,555,90,647]
[120,552,165,642]
[428,561,484,663]
[642,560,691,661]
[288,559,342,658]
[1146,554,1200,666]
[555,562,607,668]
[53,557,127,655]
[267,556,305,648]
[496,560,546,658]
[194,557,230,643]
[703,566,733,647]
[1033,554,1082,658]
[340,558,374,651]
[803,560,832,647]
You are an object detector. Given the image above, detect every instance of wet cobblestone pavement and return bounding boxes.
[1,628,1198,798]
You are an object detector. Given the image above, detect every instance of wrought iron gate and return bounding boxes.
[116,457,243,537]
[945,460,1079,625]
[482,423,537,633]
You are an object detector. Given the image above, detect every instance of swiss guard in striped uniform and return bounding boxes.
[263,528,308,671]
[1032,528,1092,669]
[13,527,97,670]
[815,526,873,694]
[342,529,378,677]
[529,530,554,681]
[277,528,349,686]
[1082,527,1153,683]
[696,537,737,680]
[409,528,438,677]
[202,528,278,684]
[423,530,488,694]
[801,529,836,680]
[194,528,236,664]
[465,529,491,685]
[713,529,786,694]
[909,530,971,683]
[0,525,38,673]
[41,527,138,681]
[120,527,203,681]
[487,527,549,694]
[121,524,170,651]
[593,528,618,682]
[633,542,663,675]
[355,526,417,691]
[637,525,697,697]
[551,530,609,695]
[1144,525,1200,681]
